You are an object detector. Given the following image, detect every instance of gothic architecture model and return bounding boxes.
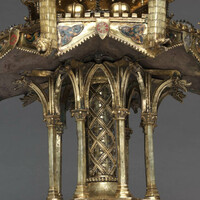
[0,0,199,200]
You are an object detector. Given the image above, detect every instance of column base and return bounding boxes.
[115,184,132,199]
[47,190,63,200]
[144,187,160,200]
[73,184,88,199]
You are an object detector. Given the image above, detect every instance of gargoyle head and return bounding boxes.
[34,37,51,55]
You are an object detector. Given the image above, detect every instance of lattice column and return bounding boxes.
[87,83,117,182]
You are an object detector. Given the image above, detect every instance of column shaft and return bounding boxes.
[46,117,63,200]
[55,123,64,198]
[47,124,57,195]
[73,110,88,199]
[115,109,132,199]
[125,128,132,184]
[142,114,160,200]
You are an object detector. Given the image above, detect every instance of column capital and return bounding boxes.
[71,109,88,121]
[113,108,130,120]
[56,122,64,135]
[44,115,60,126]
[141,112,157,129]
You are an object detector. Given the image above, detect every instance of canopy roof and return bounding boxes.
[0,0,199,101]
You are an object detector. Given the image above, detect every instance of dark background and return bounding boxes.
[0,1,200,200]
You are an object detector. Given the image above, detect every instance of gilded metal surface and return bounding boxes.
[65,3,85,17]
[5,0,199,199]
[15,74,65,200]
[87,82,117,182]
[147,0,167,47]
[0,0,199,62]
[137,70,191,200]
[54,0,173,13]
[57,19,149,56]
[113,108,132,199]
[87,182,118,199]
[72,109,88,199]
[14,57,191,200]
[37,0,57,54]
[111,2,130,16]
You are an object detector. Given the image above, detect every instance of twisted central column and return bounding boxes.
[86,82,118,199]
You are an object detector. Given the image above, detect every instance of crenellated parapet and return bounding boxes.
[0,0,200,62]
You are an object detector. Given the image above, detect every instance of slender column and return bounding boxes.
[125,127,132,184]
[45,115,64,200]
[72,109,88,199]
[141,113,160,200]
[114,108,132,199]
[55,121,64,198]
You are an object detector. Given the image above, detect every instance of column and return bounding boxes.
[114,108,132,199]
[45,115,64,200]
[55,121,64,198]
[72,109,88,199]
[141,113,160,200]
[125,127,132,184]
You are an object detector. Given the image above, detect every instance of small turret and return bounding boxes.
[147,0,168,47]
[37,0,57,53]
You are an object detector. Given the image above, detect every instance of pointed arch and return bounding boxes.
[84,64,117,109]
[152,79,173,113]
[54,74,63,115]
[120,63,141,108]
[64,66,81,109]
[127,62,146,112]
[29,82,48,116]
